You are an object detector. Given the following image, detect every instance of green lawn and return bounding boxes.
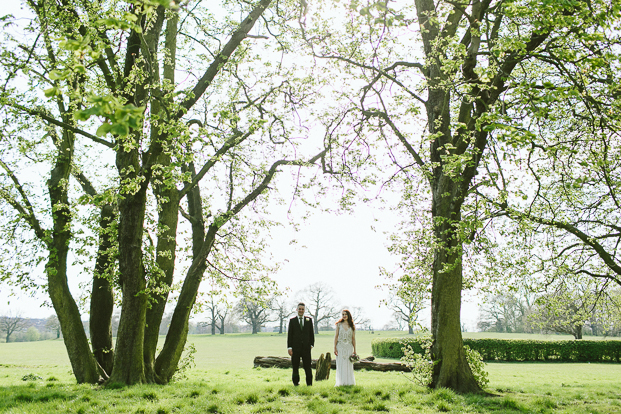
[1,331,620,413]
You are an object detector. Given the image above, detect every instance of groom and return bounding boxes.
[287,302,314,386]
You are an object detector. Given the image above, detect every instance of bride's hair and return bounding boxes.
[335,309,355,330]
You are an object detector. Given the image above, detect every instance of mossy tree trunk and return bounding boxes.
[47,126,103,384]
[89,203,116,375]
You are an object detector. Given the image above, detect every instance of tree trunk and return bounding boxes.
[154,227,216,382]
[574,324,583,340]
[108,144,150,385]
[48,130,102,384]
[153,172,215,383]
[90,203,115,376]
[144,172,180,383]
[429,175,483,394]
[144,9,179,382]
[408,324,414,335]
[107,4,167,385]
[314,310,319,335]
[314,353,331,380]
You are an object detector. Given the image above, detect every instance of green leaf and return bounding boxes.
[110,123,129,137]
[49,70,65,81]
[96,123,113,137]
[96,18,133,30]
[44,87,59,98]
[59,39,83,51]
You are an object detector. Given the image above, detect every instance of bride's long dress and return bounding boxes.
[335,323,355,386]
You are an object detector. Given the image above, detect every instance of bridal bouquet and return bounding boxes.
[349,354,360,363]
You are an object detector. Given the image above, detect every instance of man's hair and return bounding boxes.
[297,302,305,308]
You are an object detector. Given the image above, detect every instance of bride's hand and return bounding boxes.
[334,349,338,356]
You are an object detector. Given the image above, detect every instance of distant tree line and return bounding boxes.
[188,282,375,335]
[0,314,63,343]
[477,285,621,339]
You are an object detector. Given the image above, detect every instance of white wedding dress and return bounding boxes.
[334,323,355,386]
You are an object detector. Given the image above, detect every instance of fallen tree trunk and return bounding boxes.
[253,356,411,372]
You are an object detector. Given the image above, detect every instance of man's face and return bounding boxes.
[297,305,305,318]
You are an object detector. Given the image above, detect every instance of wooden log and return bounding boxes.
[314,353,332,381]
[253,356,410,372]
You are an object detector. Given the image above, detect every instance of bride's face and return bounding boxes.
[342,311,348,320]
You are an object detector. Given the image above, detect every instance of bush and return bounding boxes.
[372,337,425,359]
[26,327,40,342]
[400,331,489,388]
[373,337,621,362]
[400,332,435,386]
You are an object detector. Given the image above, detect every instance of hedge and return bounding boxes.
[372,337,621,362]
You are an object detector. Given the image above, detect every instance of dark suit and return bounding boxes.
[287,315,315,385]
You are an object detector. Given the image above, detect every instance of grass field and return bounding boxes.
[1,331,621,413]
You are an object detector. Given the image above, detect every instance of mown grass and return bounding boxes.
[1,331,620,413]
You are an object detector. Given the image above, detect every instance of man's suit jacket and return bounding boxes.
[287,315,315,351]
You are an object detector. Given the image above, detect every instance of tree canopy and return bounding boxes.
[0,0,326,385]
[298,0,621,393]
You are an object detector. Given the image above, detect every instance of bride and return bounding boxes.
[333,309,357,386]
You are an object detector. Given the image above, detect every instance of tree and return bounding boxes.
[304,0,616,392]
[380,205,431,335]
[45,315,62,339]
[202,289,230,336]
[299,283,339,334]
[0,312,29,343]
[0,0,326,385]
[477,290,534,334]
[588,288,621,337]
[529,278,613,340]
[465,0,621,335]
[272,295,293,334]
[25,326,40,342]
[214,307,230,335]
[236,296,275,334]
[387,291,423,335]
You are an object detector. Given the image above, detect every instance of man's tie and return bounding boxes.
[299,317,304,329]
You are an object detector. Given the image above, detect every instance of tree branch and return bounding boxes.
[214,150,326,230]
[319,54,427,105]
[0,160,46,241]
[179,129,253,199]
[179,0,273,115]
[362,109,426,169]
[11,103,114,148]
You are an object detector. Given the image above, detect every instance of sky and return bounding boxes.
[265,203,481,331]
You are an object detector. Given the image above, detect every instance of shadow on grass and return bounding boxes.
[0,383,76,411]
